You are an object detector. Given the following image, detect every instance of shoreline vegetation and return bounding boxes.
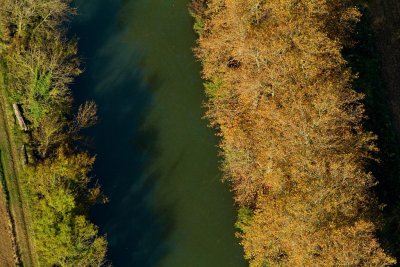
[0,0,107,266]
[191,0,396,266]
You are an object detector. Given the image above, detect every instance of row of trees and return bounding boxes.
[192,0,395,266]
[0,0,107,265]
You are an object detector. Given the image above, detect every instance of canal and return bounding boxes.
[71,0,246,266]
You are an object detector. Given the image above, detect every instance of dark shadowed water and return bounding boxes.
[70,0,246,266]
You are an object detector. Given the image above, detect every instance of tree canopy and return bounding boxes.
[192,0,396,265]
[0,0,108,265]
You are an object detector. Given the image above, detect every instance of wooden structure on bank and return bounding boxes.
[21,145,27,166]
[12,104,27,131]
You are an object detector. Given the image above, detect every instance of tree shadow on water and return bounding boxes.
[70,0,176,266]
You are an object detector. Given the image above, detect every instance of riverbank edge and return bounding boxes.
[0,2,108,265]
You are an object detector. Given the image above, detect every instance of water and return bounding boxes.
[70,1,246,266]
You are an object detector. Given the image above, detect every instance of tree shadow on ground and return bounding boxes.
[344,2,400,261]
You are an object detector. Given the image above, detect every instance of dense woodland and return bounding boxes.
[0,0,107,265]
[192,0,396,266]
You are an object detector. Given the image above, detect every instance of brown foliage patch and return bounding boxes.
[194,0,396,265]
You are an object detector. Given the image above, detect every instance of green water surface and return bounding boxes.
[72,0,246,266]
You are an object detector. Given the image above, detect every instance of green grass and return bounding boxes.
[29,70,52,124]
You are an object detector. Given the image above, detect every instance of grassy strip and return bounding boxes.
[0,69,37,266]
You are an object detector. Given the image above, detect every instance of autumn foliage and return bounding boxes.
[192,0,396,266]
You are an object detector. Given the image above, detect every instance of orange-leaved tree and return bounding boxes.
[192,0,396,265]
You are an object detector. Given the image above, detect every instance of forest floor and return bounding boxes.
[369,0,400,132]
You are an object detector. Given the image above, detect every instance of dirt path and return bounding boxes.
[368,0,400,132]
[0,175,17,267]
